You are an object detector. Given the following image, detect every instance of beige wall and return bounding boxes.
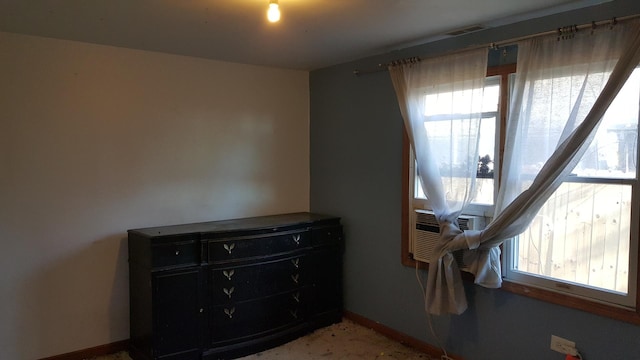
[0,32,309,359]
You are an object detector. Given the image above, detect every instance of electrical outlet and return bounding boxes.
[550,335,577,356]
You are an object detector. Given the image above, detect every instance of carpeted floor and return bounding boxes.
[90,319,434,360]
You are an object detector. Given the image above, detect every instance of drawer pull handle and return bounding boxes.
[224,307,235,319]
[291,274,299,284]
[293,292,300,303]
[223,287,235,299]
[291,259,300,268]
[223,270,235,280]
[175,250,180,256]
[292,234,301,245]
[223,243,235,255]
[290,309,298,319]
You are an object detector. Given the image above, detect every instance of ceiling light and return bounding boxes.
[267,0,280,23]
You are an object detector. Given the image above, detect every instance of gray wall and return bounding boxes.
[310,1,640,359]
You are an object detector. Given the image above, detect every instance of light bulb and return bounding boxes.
[267,1,280,22]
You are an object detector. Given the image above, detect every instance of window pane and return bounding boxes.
[475,115,496,205]
[414,115,495,204]
[414,80,499,205]
[572,68,640,178]
[514,68,640,181]
[515,182,631,294]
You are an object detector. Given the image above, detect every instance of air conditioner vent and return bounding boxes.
[445,24,487,36]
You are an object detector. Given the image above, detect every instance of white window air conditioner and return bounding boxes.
[411,209,485,271]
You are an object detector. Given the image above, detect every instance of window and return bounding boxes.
[504,67,640,308]
[411,75,500,214]
[403,66,512,267]
[402,64,640,321]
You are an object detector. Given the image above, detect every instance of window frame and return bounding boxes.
[400,63,640,324]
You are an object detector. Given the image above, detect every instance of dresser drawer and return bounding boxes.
[151,240,200,269]
[211,255,309,303]
[205,230,310,263]
[210,288,310,345]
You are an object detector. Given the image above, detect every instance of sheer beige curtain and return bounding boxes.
[390,19,640,315]
[389,49,489,315]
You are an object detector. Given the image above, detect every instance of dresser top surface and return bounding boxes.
[128,212,340,238]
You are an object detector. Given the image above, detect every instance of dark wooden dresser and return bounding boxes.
[128,212,343,360]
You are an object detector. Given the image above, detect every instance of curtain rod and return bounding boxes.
[353,14,640,76]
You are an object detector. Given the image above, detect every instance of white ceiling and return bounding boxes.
[0,0,607,70]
